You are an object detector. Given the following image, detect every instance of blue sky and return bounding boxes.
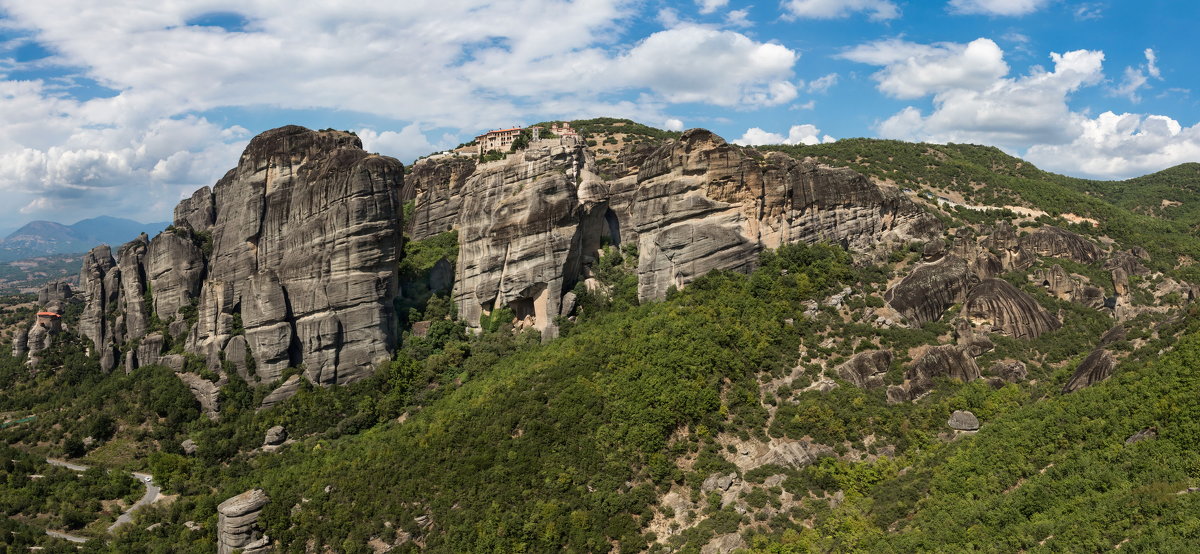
[0,0,1197,230]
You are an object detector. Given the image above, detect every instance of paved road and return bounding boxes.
[108,472,160,532]
[41,458,159,540]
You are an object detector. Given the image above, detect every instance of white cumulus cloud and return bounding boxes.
[696,0,729,14]
[849,36,1200,178]
[0,0,806,221]
[1026,112,1200,179]
[781,0,900,21]
[842,38,1009,99]
[947,0,1050,16]
[733,124,834,146]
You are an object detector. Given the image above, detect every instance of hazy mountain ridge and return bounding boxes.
[0,215,169,262]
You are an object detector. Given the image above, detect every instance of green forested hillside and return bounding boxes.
[764,140,1200,274]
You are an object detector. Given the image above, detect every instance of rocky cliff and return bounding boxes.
[410,129,940,333]
[76,126,405,388]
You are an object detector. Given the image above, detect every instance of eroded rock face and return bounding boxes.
[11,327,28,359]
[632,131,939,301]
[217,489,271,554]
[38,282,72,305]
[1019,226,1103,263]
[75,126,404,392]
[962,279,1060,339]
[835,350,892,388]
[406,155,476,239]
[1063,348,1116,393]
[79,245,119,371]
[888,345,980,403]
[411,129,939,335]
[450,143,603,338]
[885,255,977,327]
[145,231,205,321]
[700,533,747,554]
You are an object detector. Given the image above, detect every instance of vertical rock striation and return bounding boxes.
[74,126,405,403]
[411,129,939,333]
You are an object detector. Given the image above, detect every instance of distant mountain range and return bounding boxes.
[0,216,168,262]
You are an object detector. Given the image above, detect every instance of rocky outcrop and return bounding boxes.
[14,284,72,367]
[406,155,476,239]
[145,230,205,321]
[79,245,120,371]
[700,533,747,554]
[987,360,1028,383]
[984,221,1034,271]
[632,131,939,301]
[37,282,72,305]
[263,425,287,452]
[962,279,1060,339]
[835,350,892,388]
[947,410,980,431]
[450,143,604,338]
[1125,428,1156,444]
[1018,226,1102,263]
[259,375,302,410]
[217,489,271,554]
[177,372,225,420]
[887,345,980,403]
[1063,348,1116,393]
[885,255,976,327]
[11,327,28,359]
[75,126,404,390]
[412,129,939,334]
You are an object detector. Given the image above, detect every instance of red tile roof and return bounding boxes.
[36,311,60,317]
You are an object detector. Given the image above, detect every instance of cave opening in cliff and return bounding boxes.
[510,297,535,322]
[604,209,621,247]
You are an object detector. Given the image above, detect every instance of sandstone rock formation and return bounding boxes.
[1063,348,1116,393]
[1018,226,1103,263]
[217,489,271,554]
[887,345,980,403]
[947,410,980,431]
[177,372,225,420]
[259,375,302,410]
[263,425,287,452]
[885,255,976,327]
[406,155,476,238]
[75,126,405,394]
[11,327,28,359]
[410,129,939,334]
[987,360,1028,383]
[13,282,73,367]
[835,350,892,388]
[37,281,72,305]
[962,279,1060,339]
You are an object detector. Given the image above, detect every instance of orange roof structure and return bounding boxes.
[36,311,60,317]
